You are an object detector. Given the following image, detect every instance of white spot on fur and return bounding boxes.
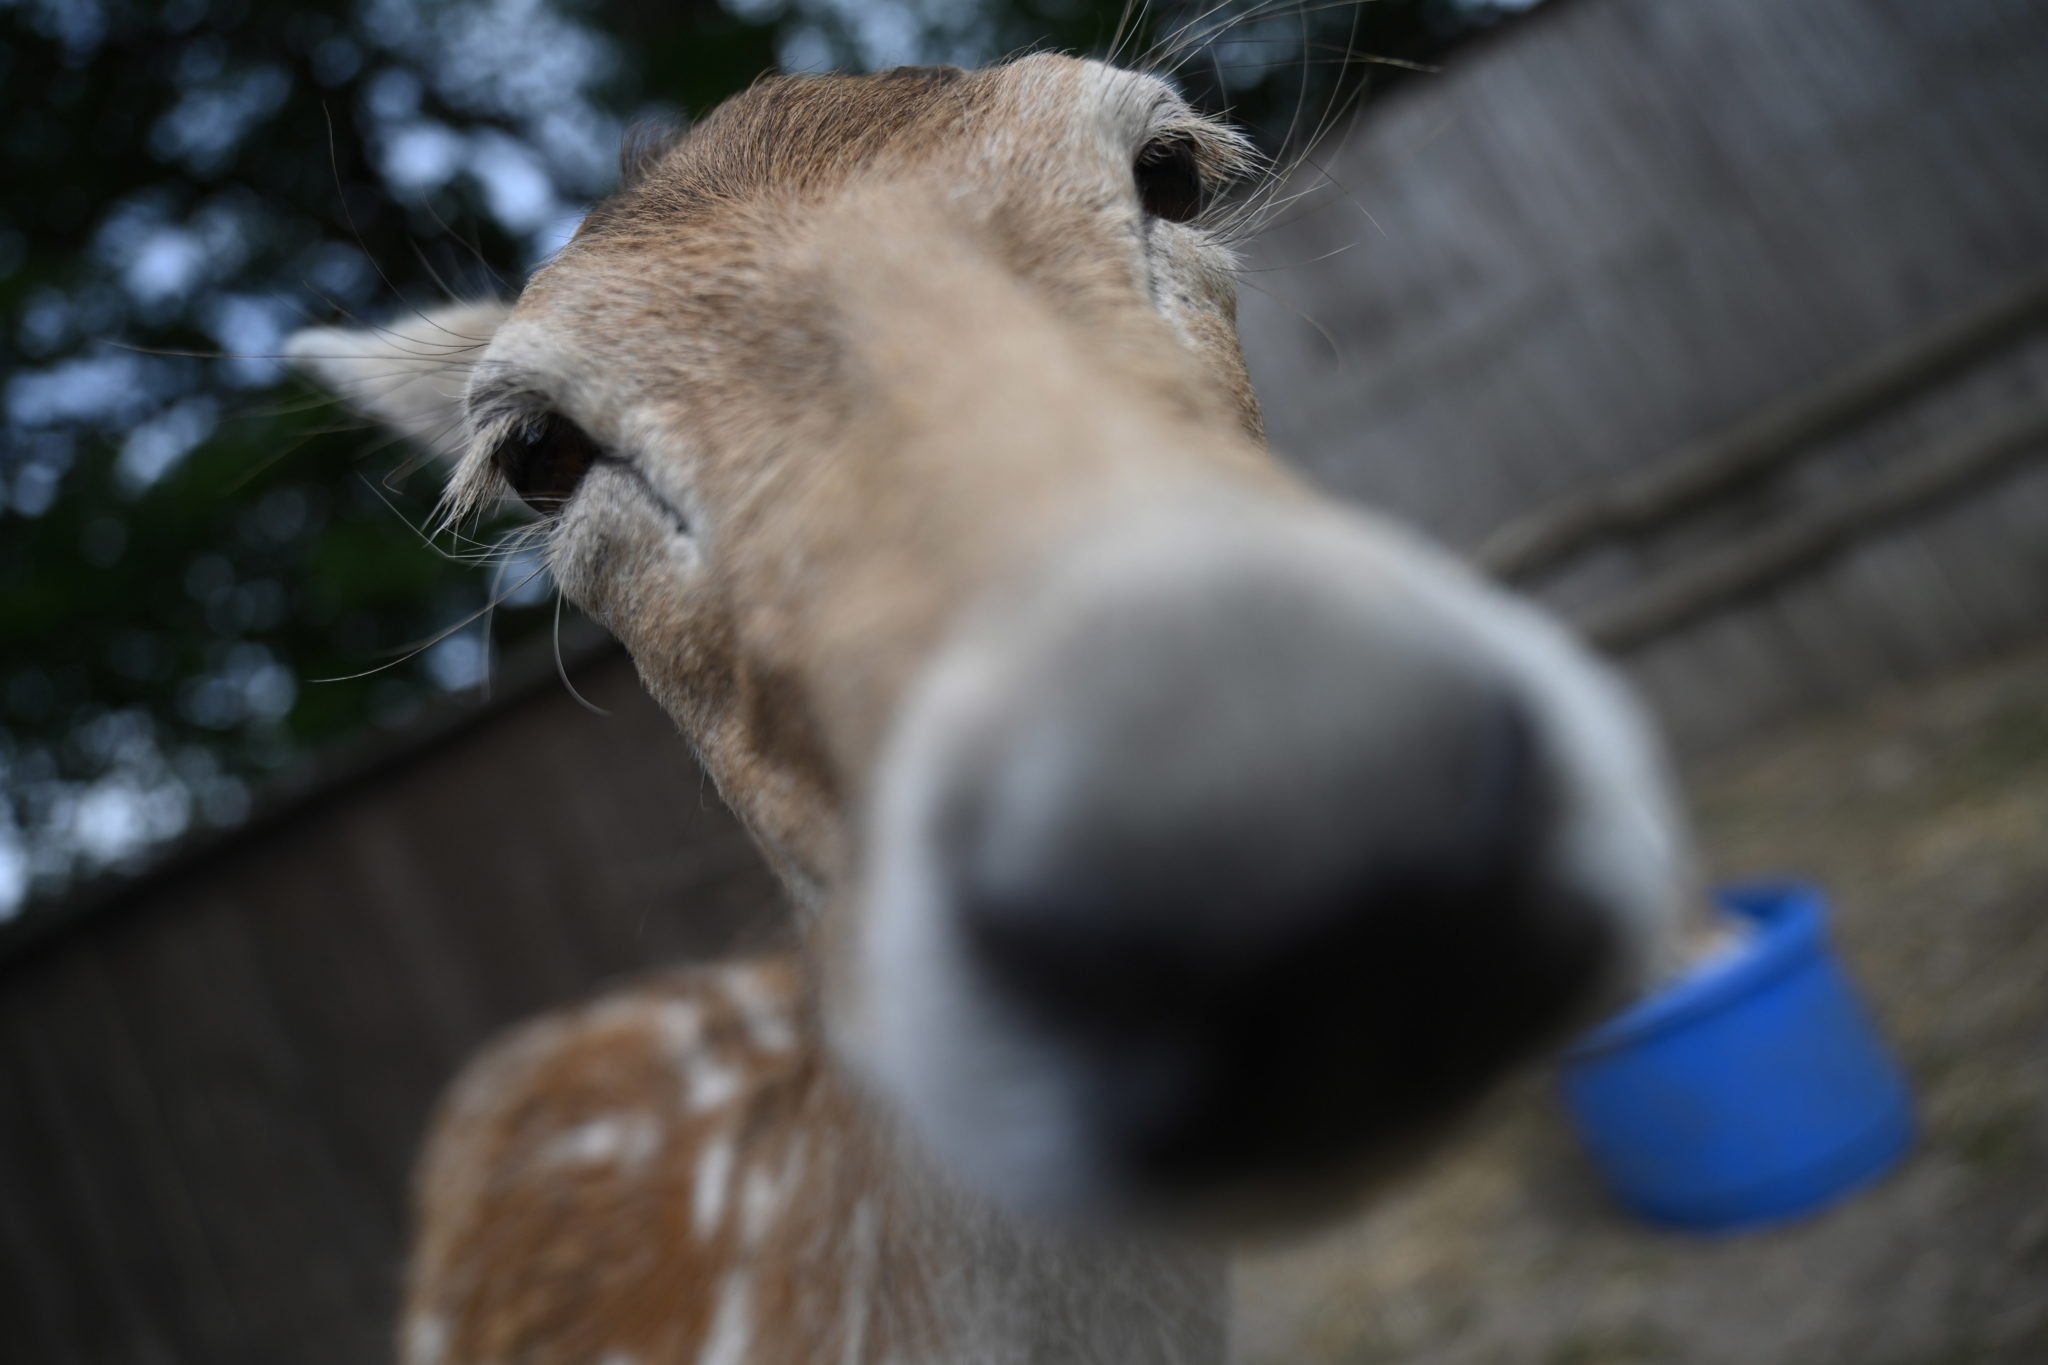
[693,1131,735,1239]
[739,1135,807,1246]
[685,1052,744,1113]
[405,1313,447,1365]
[696,1271,753,1365]
[724,965,797,1053]
[837,1198,880,1365]
[653,999,705,1056]
[538,1114,663,1170]
[647,999,737,1115]
[739,1167,777,1247]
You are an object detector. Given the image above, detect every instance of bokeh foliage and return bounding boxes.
[0,0,1528,913]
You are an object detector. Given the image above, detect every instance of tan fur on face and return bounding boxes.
[442,56,1277,898]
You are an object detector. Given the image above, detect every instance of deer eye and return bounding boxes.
[496,412,603,515]
[1134,134,1205,223]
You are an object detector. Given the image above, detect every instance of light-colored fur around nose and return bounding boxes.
[859,498,1685,1217]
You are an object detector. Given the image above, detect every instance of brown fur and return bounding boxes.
[407,961,938,1364]
[408,957,1219,1365]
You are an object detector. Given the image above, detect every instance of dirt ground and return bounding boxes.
[1232,644,2048,1365]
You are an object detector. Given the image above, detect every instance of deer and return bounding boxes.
[287,52,1692,1365]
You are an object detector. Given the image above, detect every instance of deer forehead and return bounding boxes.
[454,56,1238,426]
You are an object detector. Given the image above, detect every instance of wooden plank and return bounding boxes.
[141,880,397,1355]
[2,964,184,1365]
[1479,271,2048,581]
[0,987,92,1365]
[1582,404,2048,651]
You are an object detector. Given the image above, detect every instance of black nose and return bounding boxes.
[938,592,1617,1198]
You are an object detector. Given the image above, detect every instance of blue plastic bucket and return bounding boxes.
[1559,882,1913,1232]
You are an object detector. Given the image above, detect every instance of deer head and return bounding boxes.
[291,55,1688,1229]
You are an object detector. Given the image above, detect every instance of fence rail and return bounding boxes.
[1242,0,2048,746]
[1479,271,2048,585]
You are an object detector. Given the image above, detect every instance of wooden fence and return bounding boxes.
[1240,0,2048,748]
[0,651,783,1365]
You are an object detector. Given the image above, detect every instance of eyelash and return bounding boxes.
[475,135,1216,521]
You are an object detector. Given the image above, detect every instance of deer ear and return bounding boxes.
[285,300,511,458]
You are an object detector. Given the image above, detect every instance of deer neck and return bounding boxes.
[803,982,1233,1365]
